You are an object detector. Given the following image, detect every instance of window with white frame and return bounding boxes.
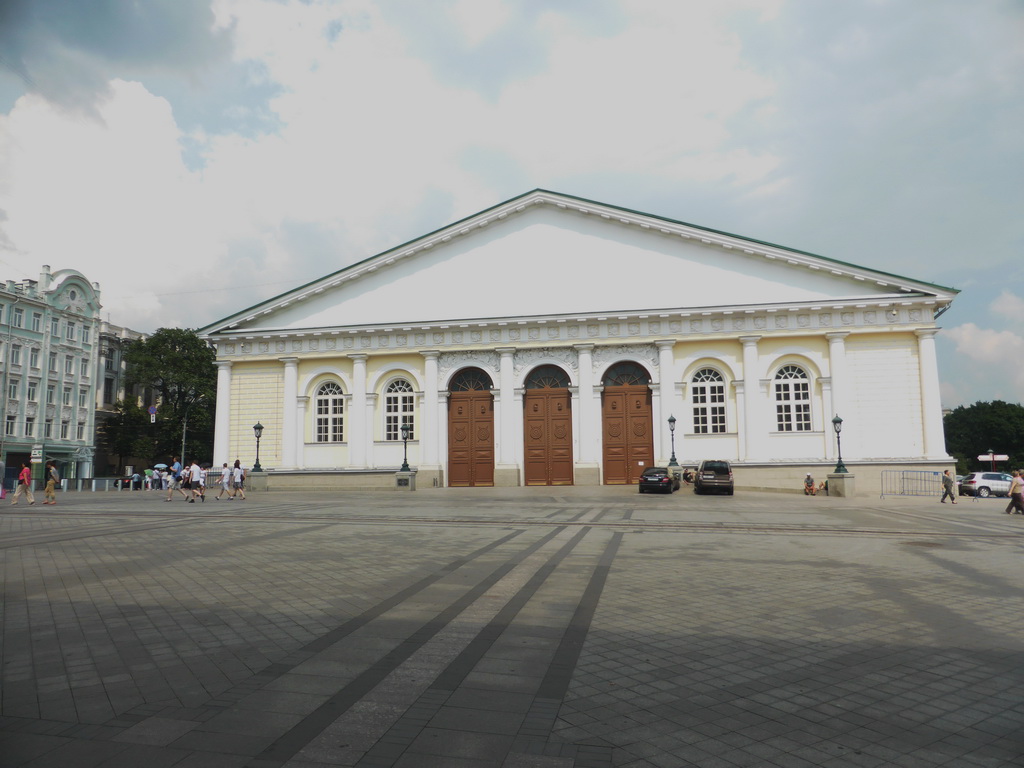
[80,358,89,377]
[385,378,415,440]
[27,381,37,401]
[49,351,57,372]
[60,421,69,439]
[315,381,344,442]
[774,365,812,432]
[64,356,73,375]
[25,417,34,437]
[10,345,21,366]
[78,388,87,408]
[51,317,59,336]
[29,347,39,368]
[5,416,14,436]
[82,324,91,343]
[8,378,19,400]
[66,321,75,341]
[46,384,55,404]
[31,312,41,332]
[12,306,23,328]
[62,386,71,406]
[44,419,52,438]
[692,368,726,433]
[76,423,84,440]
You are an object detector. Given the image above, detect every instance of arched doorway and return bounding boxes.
[523,365,573,486]
[602,362,654,485]
[448,368,494,487]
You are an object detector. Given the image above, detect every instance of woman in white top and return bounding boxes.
[231,460,246,500]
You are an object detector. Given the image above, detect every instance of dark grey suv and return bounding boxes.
[694,459,734,495]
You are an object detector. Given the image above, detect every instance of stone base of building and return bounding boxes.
[736,461,950,498]
[573,464,601,486]
[494,466,521,487]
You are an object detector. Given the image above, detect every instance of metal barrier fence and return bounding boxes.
[880,470,941,498]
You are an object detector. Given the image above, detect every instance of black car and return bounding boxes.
[638,466,680,493]
[693,459,734,495]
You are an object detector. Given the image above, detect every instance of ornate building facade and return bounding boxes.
[0,267,102,485]
[199,190,957,494]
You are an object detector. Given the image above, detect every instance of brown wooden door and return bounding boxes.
[602,384,654,484]
[524,389,573,485]
[448,392,495,487]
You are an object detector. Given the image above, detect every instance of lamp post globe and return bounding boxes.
[252,421,264,472]
[399,421,411,473]
[831,414,848,474]
[667,414,679,468]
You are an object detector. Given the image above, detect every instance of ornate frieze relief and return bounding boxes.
[591,343,658,374]
[212,304,937,358]
[514,347,579,376]
[438,350,499,378]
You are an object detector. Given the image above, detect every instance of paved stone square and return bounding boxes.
[1,487,1022,767]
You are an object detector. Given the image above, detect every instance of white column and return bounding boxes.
[421,351,440,466]
[574,344,597,463]
[295,396,308,468]
[739,336,762,460]
[733,381,747,461]
[350,354,367,467]
[497,348,517,466]
[364,393,378,468]
[820,378,834,460]
[213,360,232,463]
[655,340,676,462]
[916,329,947,459]
[280,357,298,468]
[826,333,849,422]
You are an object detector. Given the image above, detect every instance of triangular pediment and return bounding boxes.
[202,190,956,336]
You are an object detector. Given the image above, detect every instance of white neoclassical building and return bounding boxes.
[198,190,957,494]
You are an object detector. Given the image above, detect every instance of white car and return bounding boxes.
[960,472,1013,498]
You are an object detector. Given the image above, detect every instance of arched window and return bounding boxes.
[386,378,415,440]
[315,382,344,442]
[774,365,811,432]
[602,362,651,386]
[525,365,570,389]
[692,368,726,434]
[450,368,493,391]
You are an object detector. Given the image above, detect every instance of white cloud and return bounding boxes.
[943,323,1024,403]
[991,291,1024,323]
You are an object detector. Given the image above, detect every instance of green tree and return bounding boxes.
[123,328,217,463]
[943,401,1024,473]
[100,399,157,471]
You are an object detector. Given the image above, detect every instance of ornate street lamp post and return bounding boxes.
[667,414,679,468]
[400,421,411,472]
[832,414,848,473]
[252,421,264,472]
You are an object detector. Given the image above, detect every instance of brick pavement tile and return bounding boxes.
[110,715,199,745]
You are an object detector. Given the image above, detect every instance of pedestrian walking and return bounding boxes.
[165,458,189,502]
[1005,470,1024,514]
[187,459,202,503]
[231,459,246,500]
[10,462,35,506]
[215,463,232,499]
[43,461,60,505]
[940,470,957,504]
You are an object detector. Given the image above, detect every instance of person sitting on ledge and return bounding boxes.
[804,473,817,495]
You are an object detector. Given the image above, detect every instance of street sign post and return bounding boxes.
[977,453,1009,471]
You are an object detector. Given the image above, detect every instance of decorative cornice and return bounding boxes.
[211,303,941,360]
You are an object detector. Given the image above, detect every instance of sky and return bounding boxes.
[0,0,1021,409]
